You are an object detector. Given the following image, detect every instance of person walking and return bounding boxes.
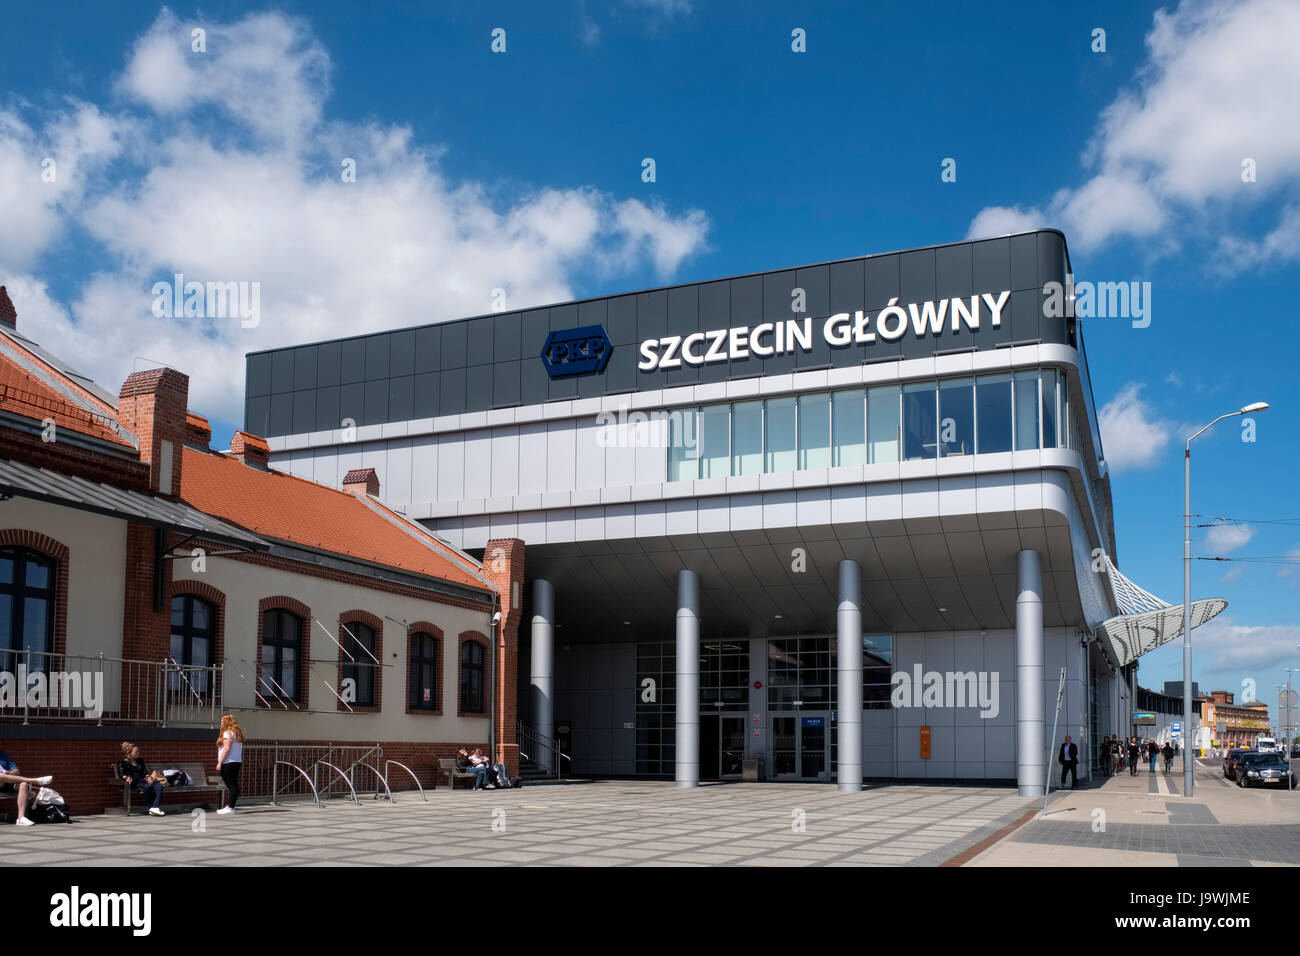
[215,714,244,815]
[1058,735,1079,790]
[1127,737,1140,776]
[1161,741,1174,773]
[1148,738,1159,773]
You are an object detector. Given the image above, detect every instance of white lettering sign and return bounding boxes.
[636,291,1011,372]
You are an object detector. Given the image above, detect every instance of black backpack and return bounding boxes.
[32,802,71,824]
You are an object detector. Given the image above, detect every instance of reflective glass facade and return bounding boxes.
[665,368,1071,481]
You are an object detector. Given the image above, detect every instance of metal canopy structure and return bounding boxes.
[0,457,268,552]
[1099,554,1227,667]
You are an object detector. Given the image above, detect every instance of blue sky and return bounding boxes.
[2,0,1298,722]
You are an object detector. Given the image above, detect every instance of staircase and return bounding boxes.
[516,720,569,783]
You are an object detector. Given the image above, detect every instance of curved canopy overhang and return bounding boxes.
[1099,555,1228,667]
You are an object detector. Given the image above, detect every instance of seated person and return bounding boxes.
[0,750,53,827]
[468,748,494,790]
[116,742,166,816]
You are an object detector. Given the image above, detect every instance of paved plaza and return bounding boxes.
[8,758,1297,867]
[5,780,1035,867]
[968,758,1300,867]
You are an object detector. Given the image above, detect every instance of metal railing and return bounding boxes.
[517,720,571,780]
[0,648,220,727]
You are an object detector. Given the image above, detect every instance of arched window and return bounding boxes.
[0,547,56,668]
[460,639,485,714]
[170,594,215,699]
[409,632,439,712]
[340,620,377,708]
[262,609,302,704]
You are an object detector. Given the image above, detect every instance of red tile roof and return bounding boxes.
[180,446,491,592]
[0,354,133,448]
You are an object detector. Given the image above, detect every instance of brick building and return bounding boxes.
[0,287,517,816]
[1201,690,1271,749]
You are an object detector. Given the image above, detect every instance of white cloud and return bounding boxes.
[1097,383,1177,471]
[0,104,123,271]
[4,10,709,427]
[1204,524,1253,554]
[1193,616,1300,674]
[965,205,1049,241]
[967,0,1300,256]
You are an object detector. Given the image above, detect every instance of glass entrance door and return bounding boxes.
[702,713,748,779]
[770,713,830,779]
[721,716,745,777]
[800,715,827,778]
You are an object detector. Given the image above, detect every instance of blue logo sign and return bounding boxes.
[801,717,825,728]
[541,325,612,377]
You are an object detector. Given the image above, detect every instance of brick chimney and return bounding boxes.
[230,430,270,470]
[185,412,212,450]
[343,467,379,497]
[0,286,16,330]
[117,367,189,495]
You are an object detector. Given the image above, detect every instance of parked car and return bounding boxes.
[1223,748,1254,780]
[1236,752,1296,788]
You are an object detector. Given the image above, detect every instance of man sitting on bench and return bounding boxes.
[468,748,496,790]
[0,750,53,827]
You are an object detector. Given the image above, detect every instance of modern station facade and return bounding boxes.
[247,229,1202,796]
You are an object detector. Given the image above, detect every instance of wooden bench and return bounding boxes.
[438,758,478,790]
[111,762,226,814]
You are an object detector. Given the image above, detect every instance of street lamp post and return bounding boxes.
[1183,402,1268,797]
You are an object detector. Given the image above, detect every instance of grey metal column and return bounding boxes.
[1015,549,1045,797]
[531,579,554,771]
[837,559,863,792]
[675,569,700,789]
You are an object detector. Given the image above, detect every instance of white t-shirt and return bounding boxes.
[219,731,243,764]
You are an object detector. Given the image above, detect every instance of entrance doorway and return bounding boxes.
[770,713,830,780]
[700,713,747,781]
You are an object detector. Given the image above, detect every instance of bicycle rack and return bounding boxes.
[384,759,427,801]
[315,760,359,806]
[353,760,393,802]
[272,760,321,808]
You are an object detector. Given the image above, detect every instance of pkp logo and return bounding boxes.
[541,325,612,378]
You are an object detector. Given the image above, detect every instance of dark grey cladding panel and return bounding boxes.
[607,295,637,345]
[467,317,494,366]
[665,286,699,386]
[246,353,271,397]
[1009,233,1039,292]
[365,333,390,380]
[493,360,521,407]
[390,329,415,377]
[637,290,667,341]
[292,390,315,433]
[899,248,936,303]
[466,367,492,409]
[246,231,1077,437]
[340,382,364,426]
[865,254,899,310]
[441,322,468,370]
[389,375,414,422]
[315,385,340,431]
[293,345,317,391]
[414,372,438,418]
[363,379,388,425]
[935,243,972,300]
[271,349,294,392]
[521,308,550,360]
[972,237,1011,291]
[317,341,341,387]
[414,326,441,374]
[341,338,365,384]
[439,367,466,415]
